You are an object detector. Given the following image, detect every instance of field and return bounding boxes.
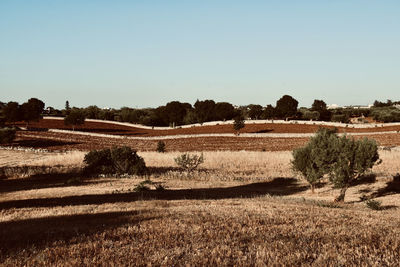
[1,147,400,265]
[7,118,400,152]
[1,120,400,265]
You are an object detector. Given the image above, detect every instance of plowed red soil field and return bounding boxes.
[12,118,400,136]
[10,130,400,152]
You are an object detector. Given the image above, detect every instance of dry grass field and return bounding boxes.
[1,148,400,265]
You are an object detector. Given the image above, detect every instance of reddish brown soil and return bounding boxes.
[10,130,400,152]
[11,119,400,137]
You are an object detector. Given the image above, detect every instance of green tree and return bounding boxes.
[292,128,380,201]
[329,136,380,202]
[261,104,275,119]
[215,102,236,121]
[64,109,86,130]
[194,100,216,123]
[21,98,45,127]
[3,102,22,125]
[233,115,245,135]
[311,99,331,121]
[248,104,263,120]
[275,95,298,119]
[292,128,338,193]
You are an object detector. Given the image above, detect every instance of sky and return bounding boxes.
[1,1,399,109]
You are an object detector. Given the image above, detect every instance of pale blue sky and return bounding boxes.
[1,1,399,109]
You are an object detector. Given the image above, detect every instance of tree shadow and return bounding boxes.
[0,178,307,210]
[0,171,109,193]
[369,177,400,199]
[350,173,377,186]
[0,210,157,257]
[252,129,273,133]
[13,139,81,148]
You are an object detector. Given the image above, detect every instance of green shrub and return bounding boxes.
[365,199,382,210]
[84,146,147,176]
[233,115,245,134]
[292,128,338,193]
[0,128,16,144]
[174,153,204,172]
[156,141,166,153]
[292,128,380,202]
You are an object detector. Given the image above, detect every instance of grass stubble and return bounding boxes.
[0,149,400,266]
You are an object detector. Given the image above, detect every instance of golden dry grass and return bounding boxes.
[1,149,400,265]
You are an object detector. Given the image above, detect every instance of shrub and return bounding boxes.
[0,128,16,144]
[365,199,382,210]
[174,153,204,172]
[156,141,166,153]
[292,128,380,202]
[84,146,147,176]
[292,128,338,193]
[233,115,245,134]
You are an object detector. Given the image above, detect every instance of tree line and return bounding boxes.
[1,96,400,130]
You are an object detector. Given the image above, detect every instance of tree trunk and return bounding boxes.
[311,184,315,194]
[334,186,348,202]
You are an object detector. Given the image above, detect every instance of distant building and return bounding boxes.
[327,104,340,109]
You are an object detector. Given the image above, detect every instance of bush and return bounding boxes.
[84,146,147,176]
[365,199,382,210]
[156,141,166,153]
[292,128,380,202]
[0,128,16,144]
[174,153,204,172]
[233,115,245,134]
[292,128,338,193]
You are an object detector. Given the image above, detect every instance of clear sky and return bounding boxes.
[1,1,399,109]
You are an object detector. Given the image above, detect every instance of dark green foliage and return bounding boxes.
[21,98,45,125]
[292,128,380,201]
[3,102,22,124]
[156,141,166,153]
[303,110,320,121]
[275,95,298,119]
[233,115,245,133]
[84,146,147,176]
[261,104,275,119]
[311,99,331,121]
[365,199,382,210]
[248,105,263,120]
[194,100,216,123]
[0,128,16,144]
[64,109,86,130]
[370,107,400,122]
[331,114,349,123]
[174,153,204,172]
[292,128,338,192]
[214,102,237,121]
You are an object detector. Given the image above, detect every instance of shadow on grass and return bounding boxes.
[0,210,156,257]
[370,177,400,199]
[0,177,307,210]
[253,129,273,134]
[0,171,107,193]
[13,139,81,148]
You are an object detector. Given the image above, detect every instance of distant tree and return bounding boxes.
[194,100,216,123]
[183,110,198,125]
[261,104,275,119]
[21,98,45,127]
[64,109,86,130]
[65,100,70,111]
[164,101,190,127]
[84,105,101,119]
[214,102,236,121]
[303,110,320,121]
[311,99,331,121]
[248,104,263,120]
[233,115,245,135]
[3,102,22,125]
[275,95,298,119]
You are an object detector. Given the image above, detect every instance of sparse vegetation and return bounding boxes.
[365,199,383,210]
[156,141,166,153]
[174,152,204,172]
[83,146,147,176]
[0,128,16,144]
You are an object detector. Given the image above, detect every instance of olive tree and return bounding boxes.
[292,128,380,201]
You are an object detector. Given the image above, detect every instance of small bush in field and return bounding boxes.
[0,128,16,144]
[174,153,204,172]
[156,141,166,153]
[84,146,147,176]
[365,199,382,210]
